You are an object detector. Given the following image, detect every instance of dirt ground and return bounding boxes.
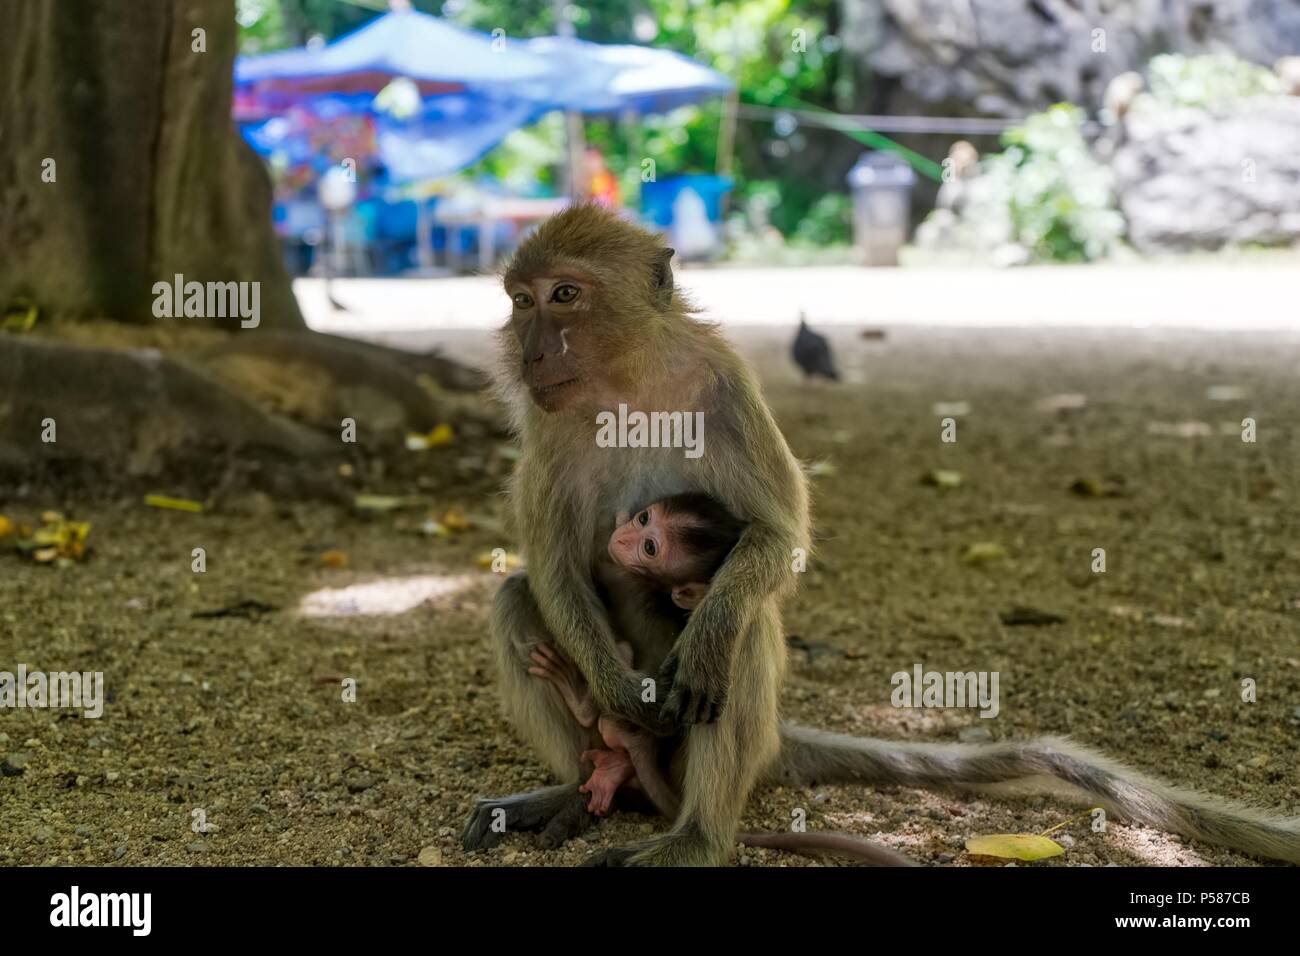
[2,325,1298,867]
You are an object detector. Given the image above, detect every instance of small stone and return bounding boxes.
[74,826,92,838]
[417,846,442,867]
[251,803,270,814]
[2,752,31,776]
[958,726,992,743]
[34,826,55,843]
[344,772,375,793]
[185,840,209,853]
[114,845,128,860]
[937,852,956,863]
[104,771,120,783]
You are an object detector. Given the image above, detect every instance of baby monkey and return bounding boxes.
[530,494,918,866]
[531,492,740,815]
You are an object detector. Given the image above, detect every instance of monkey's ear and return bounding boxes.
[670,582,708,611]
[653,247,675,309]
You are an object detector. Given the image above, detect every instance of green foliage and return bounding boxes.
[791,191,852,246]
[1144,53,1280,110]
[915,104,1124,264]
[993,104,1123,262]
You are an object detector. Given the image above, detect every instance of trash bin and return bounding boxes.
[847,151,915,266]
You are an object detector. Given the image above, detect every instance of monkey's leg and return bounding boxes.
[463,573,597,852]
[769,726,1300,865]
[588,605,785,867]
[491,572,593,781]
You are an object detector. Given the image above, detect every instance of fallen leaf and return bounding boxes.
[354,494,424,514]
[405,424,455,451]
[1000,606,1066,627]
[144,494,203,513]
[320,550,348,568]
[933,401,970,417]
[440,509,472,532]
[192,600,276,620]
[1036,393,1087,413]
[0,515,13,538]
[1206,385,1249,401]
[965,834,1064,862]
[963,542,1006,564]
[1147,421,1213,438]
[921,469,963,489]
[1069,476,1125,498]
[476,551,521,572]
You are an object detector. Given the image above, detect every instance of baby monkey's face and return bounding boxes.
[608,503,681,578]
[607,503,711,611]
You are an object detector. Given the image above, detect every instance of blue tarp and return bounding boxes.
[235,10,559,92]
[235,9,732,182]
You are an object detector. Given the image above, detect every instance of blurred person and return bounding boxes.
[584,146,622,207]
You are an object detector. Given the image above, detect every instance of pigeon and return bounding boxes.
[791,315,839,381]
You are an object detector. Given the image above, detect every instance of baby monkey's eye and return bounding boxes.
[643,538,657,558]
[512,292,534,309]
[637,511,649,526]
[551,284,579,303]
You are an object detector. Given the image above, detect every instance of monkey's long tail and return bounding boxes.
[772,723,1300,865]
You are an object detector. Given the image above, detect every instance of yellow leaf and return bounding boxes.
[476,550,520,571]
[441,509,472,532]
[965,834,1064,861]
[144,494,203,513]
[963,542,1007,564]
[320,549,348,568]
[426,423,454,447]
[0,515,13,538]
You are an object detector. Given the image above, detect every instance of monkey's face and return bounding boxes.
[507,274,594,412]
[608,504,684,576]
[609,506,710,610]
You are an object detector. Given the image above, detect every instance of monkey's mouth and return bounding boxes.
[530,377,579,399]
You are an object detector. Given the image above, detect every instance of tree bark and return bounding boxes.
[0,0,304,330]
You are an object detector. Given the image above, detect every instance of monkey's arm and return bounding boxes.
[660,384,810,725]
[530,555,669,733]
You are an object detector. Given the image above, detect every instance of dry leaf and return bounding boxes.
[921,469,962,489]
[144,494,203,513]
[965,834,1064,861]
[963,542,1007,564]
[320,550,348,568]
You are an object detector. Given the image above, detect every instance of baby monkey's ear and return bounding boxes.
[670,582,708,611]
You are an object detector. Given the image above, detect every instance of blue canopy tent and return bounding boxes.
[234,8,733,270]
[235,7,733,180]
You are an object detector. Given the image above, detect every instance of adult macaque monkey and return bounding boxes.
[463,205,1300,867]
[466,203,808,866]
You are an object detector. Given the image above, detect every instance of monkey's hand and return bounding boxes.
[599,671,677,736]
[656,646,726,726]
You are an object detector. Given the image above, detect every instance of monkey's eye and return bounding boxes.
[643,538,657,558]
[551,283,579,304]
[637,511,649,526]
[512,292,534,309]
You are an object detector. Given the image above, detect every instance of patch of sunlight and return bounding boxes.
[298,573,476,618]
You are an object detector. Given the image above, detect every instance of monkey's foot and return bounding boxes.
[462,784,594,852]
[577,748,636,816]
[581,828,728,867]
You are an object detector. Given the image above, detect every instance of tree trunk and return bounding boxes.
[0,0,304,330]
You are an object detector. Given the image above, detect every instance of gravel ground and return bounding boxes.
[2,326,1298,867]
